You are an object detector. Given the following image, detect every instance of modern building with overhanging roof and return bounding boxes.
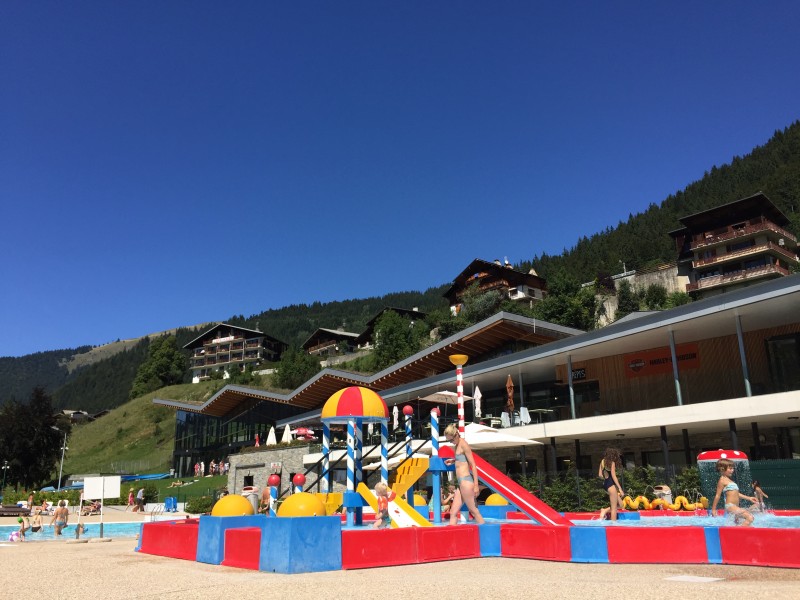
[158,275,800,479]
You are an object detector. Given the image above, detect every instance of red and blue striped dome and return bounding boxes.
[321,386,388,420]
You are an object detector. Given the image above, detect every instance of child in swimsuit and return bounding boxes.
[710,458,758,526]
[751,479,769,511]
[372,482,393,529]
[597,448,624,521]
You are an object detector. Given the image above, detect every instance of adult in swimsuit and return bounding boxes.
[710,458,757,526]
[50,500,69,536]
[443,424,485,526]
[597,448,624,521]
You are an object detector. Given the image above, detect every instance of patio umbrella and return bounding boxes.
[473,386,483,418]
[266,427,277,446]
[505,374,515,414]
[281,424,292,444]
[392,405,399,430]
[419,390,474,405]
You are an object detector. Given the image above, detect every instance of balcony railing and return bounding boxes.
[686,263,789,291]
[690,220,796,250]
[693,241,799,268]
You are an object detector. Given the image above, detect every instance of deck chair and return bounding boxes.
[500,412,511,428]
[519,406,531,425]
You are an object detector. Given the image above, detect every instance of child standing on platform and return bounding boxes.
[373,482,393,529]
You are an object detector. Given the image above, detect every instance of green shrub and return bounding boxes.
[186,495,214,514]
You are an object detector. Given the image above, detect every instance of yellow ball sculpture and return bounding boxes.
[485,493,509,506]
[277,492,327,517]
[211,494,255,516]
[413,494,427,506]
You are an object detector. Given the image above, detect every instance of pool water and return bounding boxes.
[1,521,143,542]
[573,514,800,528]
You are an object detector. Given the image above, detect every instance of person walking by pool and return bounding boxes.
[710,458,757,526]
[443,424,485,526]
[134,487,145,513]
[751,479,769,511]
[598,448,624,521]
[125,487,135,511]
[372,481,393,529]
[50,500,69,535]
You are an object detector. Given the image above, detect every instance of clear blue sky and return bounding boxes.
[2,2,799,358]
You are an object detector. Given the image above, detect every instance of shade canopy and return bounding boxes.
[322,386,389,422]
[418,390,473,405]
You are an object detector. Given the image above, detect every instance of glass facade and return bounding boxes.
[172,401,305,477]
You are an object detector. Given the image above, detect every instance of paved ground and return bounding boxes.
[2,531,800,600]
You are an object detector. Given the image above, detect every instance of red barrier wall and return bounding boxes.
[720,527,800,568]
[342,527,417,569]
[416,525,481,562]
[501,524,571,561]
[139,520,199,561]
[221,527,261,570]
[606,527,708,563]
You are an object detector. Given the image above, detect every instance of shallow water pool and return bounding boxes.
[573,513,800,528]
[1,521,143,542]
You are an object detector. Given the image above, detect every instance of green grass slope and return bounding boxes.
[62,380,225,476]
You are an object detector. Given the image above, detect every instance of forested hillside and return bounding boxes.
[225,286,450,348]
[524,121,800,282]
[0,347,91,402]
[3,121,799,413]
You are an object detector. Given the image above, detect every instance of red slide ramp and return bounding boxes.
[472,451,571,526]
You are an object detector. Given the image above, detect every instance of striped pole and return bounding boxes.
[270,485,277,517]
[449,354,469,434]
[431,407,441,524]
[355,418,363,487]
[322,422,331,492]
[405,412,413,458]
[380,420,389,485]
[346,419,355,527]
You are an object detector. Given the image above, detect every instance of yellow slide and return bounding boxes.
[357,482,431,528]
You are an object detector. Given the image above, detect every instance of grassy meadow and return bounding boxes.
[62,380,225,477]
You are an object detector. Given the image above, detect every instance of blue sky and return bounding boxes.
[2,2,799,358]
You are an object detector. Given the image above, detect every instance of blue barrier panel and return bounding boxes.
[704,527,722,564]
[481,505,511,520]
[479,522,502,557]
[196,515,267,564]
[259,516,342,574]
[570,526,609,563]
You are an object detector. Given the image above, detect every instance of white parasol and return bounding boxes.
[281,424,292,444]
[266,426,277,446]
[473,386,483,418]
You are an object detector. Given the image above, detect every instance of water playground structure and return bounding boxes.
[137,386,800,572]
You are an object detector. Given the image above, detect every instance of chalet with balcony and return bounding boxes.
[184,323,288,383]
[302,328,360,357]
[670,192,799,298]
[444,258,547,315]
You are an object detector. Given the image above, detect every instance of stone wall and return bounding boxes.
[227,444,323,496]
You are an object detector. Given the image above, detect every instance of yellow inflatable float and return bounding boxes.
[622,495,707,511]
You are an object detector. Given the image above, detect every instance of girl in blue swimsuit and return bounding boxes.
[597,448,624,521]
[444,424,484,526]
[710,458,757,526]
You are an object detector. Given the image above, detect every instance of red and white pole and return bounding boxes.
[449,354,469,435]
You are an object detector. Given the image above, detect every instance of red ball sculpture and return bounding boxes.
[292,473,306,486]
[402,405,414,416]
[268,474,281,487]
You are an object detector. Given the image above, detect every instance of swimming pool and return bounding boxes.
[2,521,143,542]
[573,513,800,528]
